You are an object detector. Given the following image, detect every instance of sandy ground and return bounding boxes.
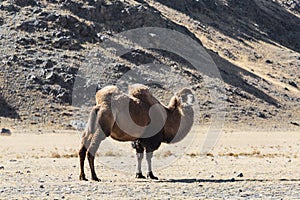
[0,127,299,199]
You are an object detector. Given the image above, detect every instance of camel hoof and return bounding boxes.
[92,176,101,182]
[147,171,158,180]
[135,173,146,179]
[79,175,88,181]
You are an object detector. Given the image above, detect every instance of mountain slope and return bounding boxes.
[0,0,299,131]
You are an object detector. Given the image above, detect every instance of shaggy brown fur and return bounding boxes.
[129,85,194,143]
[79,84,194,181]
[162,88,194,143]
[128,84,160,106]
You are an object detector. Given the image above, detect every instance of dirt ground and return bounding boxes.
[0,126,299,199]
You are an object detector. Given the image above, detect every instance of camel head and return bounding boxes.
[168,88,195,110]
[176,88,195,107]
[164,88,195,144]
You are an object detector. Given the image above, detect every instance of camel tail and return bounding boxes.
[86,105,101,134]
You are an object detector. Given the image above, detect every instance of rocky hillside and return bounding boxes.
[0,0,299,131]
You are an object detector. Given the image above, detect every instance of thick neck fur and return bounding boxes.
[162,94,194,143]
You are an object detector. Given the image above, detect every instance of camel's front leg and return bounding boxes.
[136,152,146,179]
[146,151,158,180]
[87,129,107,181]
[132,141,146,179]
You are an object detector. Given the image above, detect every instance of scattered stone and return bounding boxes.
[0,128,11,136]
[0,4,20,13]
[114,64,131,74]
[265,60,273,64]
[43,60,55,68]
[237,173,244,177]
[27,74,40,84]
[48,0,58,3]
[223,49,237,60]
[70,120,86,130]
[44,13,59,22]
[45,71,57,83]
[56,15,77,28]
[290,122,300,126]
[18,20,48,33]
[267,73,275,79]
[17,38,36,46]
[56,92,71,103]
[288,81,298,88]
[36,59,44,65]
[52,37,83,50]
[0,166,4,170]
[257,112,267,119]
[8,55,18,62]
[33,8,42,14]
[14,0,38,7]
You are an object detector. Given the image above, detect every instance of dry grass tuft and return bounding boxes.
[218,150,292,158]
[104,151,121,157]
[163,150,173,157]
[62,152,78,158]
[186,153,198,157]
[51,152,61,158]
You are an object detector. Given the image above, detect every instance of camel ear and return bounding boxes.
[174,92,183,105]
[168,96,181,110]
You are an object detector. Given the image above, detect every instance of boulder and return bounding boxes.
[14,0,38,7]
[0,128,11,136]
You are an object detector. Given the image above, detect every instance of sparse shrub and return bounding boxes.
[51,152,61,158]
[163,150,173,157]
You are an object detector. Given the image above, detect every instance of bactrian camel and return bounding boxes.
[79,84,194,181]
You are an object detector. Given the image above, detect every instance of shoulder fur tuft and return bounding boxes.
[128,84,159,105]
[95,85,120,105]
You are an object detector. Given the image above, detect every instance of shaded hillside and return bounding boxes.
[153,0,300,52]
[0,0,299,130]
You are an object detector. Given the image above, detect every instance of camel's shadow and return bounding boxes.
[157,178,300,184]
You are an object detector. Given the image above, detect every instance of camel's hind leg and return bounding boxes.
[79,133,92,181]
[87,129,107,181]
[87,108,114,181]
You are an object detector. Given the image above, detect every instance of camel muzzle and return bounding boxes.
[186,94,195,106]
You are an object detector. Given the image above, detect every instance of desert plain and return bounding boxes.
[0,125,299,199]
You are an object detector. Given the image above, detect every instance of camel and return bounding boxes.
[79,84,194,181]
